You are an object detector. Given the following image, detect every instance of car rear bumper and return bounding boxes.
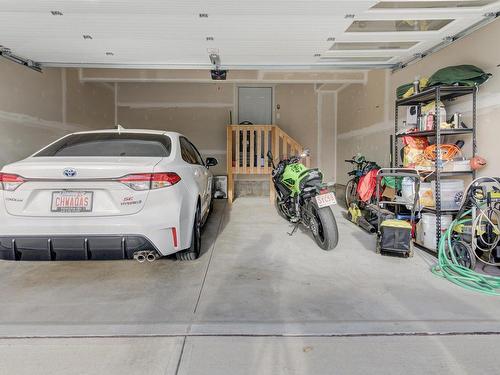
[0,235,159,261]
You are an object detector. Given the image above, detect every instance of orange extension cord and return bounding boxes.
[423,144,462,161]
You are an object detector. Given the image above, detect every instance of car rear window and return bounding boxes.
[35,133,172,157]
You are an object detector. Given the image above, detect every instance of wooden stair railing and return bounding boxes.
[226,124,310,202]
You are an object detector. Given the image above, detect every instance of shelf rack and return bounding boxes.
[393,85,478,253]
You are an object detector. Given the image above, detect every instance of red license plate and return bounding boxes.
[51,191,93,213]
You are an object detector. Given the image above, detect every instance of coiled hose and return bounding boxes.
[431,177,500,295]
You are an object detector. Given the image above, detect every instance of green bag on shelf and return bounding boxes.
[427,65,491,87]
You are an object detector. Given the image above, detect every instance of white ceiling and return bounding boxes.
[0,0,499,69]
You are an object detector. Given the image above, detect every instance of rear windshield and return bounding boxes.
[35,133,171,157]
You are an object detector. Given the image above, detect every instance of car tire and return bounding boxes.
[176,205,202,261]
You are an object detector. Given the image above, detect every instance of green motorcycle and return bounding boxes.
[268,149,339,250]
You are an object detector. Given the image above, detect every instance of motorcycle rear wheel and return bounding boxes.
[311,205,339,250]
[344,178,357,208]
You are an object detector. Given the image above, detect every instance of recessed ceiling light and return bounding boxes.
[327,37,335,42]
[82,35,93,40]
[50,10,63,16]
[105,52,114,56]
[345,14,355,19]
[206,36,214,41]
[199,13,208,18]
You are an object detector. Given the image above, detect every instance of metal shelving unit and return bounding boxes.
[393,85,478,253]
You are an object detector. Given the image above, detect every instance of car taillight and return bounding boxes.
[0,173,25,191]
[118,173,181,191]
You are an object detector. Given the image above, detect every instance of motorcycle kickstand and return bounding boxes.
[288,222,299,236]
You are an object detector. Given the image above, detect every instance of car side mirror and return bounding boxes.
[205,157,218,167]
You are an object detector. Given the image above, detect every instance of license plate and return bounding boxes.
[51,191,93,213]
[315,192,337,208]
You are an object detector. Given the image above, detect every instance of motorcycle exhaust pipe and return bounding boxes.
[358,216,377,234]
[146,251,159,262]
[133,251,147,263]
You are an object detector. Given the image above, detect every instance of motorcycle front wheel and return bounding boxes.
[310,205,339,250]
[275,196,292,221]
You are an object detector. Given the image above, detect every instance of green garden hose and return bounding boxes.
[431,208,500,296]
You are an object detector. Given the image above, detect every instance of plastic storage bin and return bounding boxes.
[419,182,434,207]
[431,179,464,211]
[418,213,453,250]
[443,159,471,172]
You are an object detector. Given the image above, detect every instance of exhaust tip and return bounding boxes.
[146,251,159,262]
[133,251,147,263]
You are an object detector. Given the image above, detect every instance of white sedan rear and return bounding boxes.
[0,129,217,261]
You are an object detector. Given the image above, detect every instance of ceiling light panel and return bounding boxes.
[330,41,418,50]
[371,1,497,9]
[347,19,453,32]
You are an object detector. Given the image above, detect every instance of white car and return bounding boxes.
[0,129,217,261]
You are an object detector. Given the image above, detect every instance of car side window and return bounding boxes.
[180,137,202,165]
[188,141,205,166]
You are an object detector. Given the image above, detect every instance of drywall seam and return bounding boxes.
[113,82,118,126]
[314,83,325,93]
[335,83,350,94]
[333,91,338,182]
[80,77,367,84]
[447,91,500,114]
[199,149,226,155]
[317,92,322,169]
[233,83,238,124]
[117,102,234,109]
[384,69,390,122]
[337,120,393,140]
[0,110,87,133]
[114,83,118,125]
[61,68,67,124]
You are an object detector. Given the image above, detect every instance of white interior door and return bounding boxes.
[238,87,272,125]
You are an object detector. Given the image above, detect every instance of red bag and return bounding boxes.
[357,169,378,202]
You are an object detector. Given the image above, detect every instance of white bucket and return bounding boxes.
[420,213,453,250]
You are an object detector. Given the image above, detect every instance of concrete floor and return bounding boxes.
[0,198,499,374]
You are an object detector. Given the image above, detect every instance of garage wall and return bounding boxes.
[336,18,500,184]
[336,70,390,185]
[117,82,337,180]
[0,61,114,167]
[117,82,233,176]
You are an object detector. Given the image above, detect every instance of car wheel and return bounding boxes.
[176,205,202,261]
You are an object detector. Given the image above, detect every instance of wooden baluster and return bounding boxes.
[257,127,262,174]
[250,128,255,174]
[242,127,247,173]
[263,127,270,173]
[235,126,240,174]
